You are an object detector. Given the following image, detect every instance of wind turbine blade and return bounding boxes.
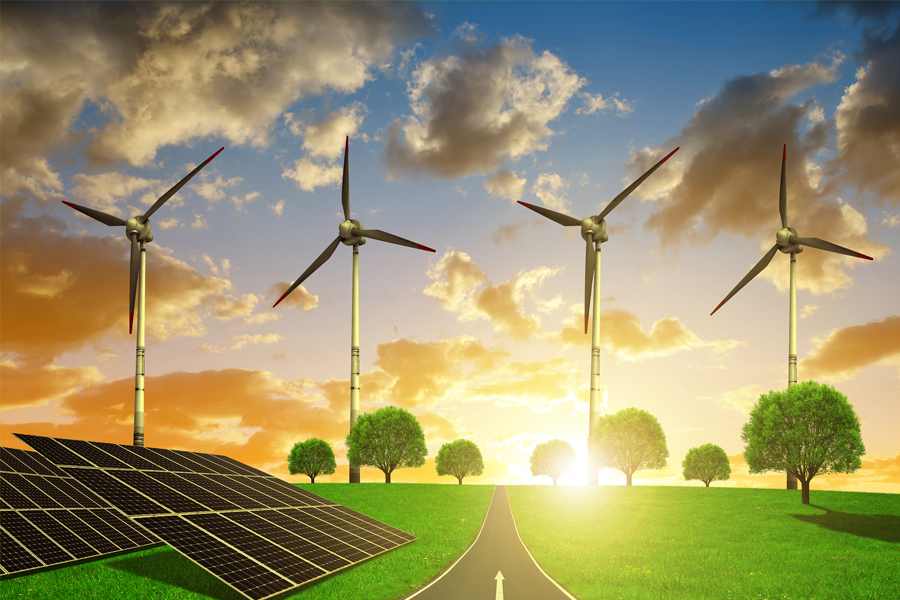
[597,147,679,221]
[584,238,595,334]
[791,236,873,260]
[129,234,140,334]
[273,235,342,308]
[516,201,581,226]
[710,243,779,316]
[143,147,224,219]
[779,144,787,228]
[62,201,126,226]
[354,229,436,252]
[341,137,350,221]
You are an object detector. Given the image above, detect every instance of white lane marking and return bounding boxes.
[495,570,505,600]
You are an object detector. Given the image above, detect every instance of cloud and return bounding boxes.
[554,304,742,361]
[231,191,260,212]
[484,170,527,202]
[704,383,768,414]
[531,172,571,213]
[0,362,104,411]
[830,21,900,207]
[802,316,900,382]
[297,103,368,160]
[491,218,544,245]
[230,334,282,351]
[882,211,900,227]
[190,173,243,203]
[627,55,890,295]
[469,357,583,413]
[267,282,318,311]
[0,2,429,199]
[282,157,342,192]
[382,34,585,179]
[70,172,164,216]
[800,304,819,319]
[269,199,286,218]
[576,91,634,116]
[424,250,561,340]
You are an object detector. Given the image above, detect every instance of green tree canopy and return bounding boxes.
[287,438,336,483]
[682,443,731,487]
[741,380,865,504]
[436,439,485,484]
[345,405,427,483]
[529,439,577,485]
[590,407,668,486]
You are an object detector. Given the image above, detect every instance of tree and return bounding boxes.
[287,438,336,483]
[741,380,865,504]
[435,439,484,484]
[345,405,427,483]
[590,407,668,486]
[682,443,731,487]
[529,439,576,485]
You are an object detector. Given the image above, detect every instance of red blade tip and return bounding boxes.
[417,244,436,252]
[783,144,786,162]
[345,137,349,153]
[710,300,725,316]
[661,147,680,164]
[584,313,589,334]
[129,313,134,334]
[205,147,224,165]
[273,291,289,308]
[855,252,873,260]
[62,201,76,208]
[517,201,532,208]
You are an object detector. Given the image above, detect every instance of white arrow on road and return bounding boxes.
[495,571,505,600]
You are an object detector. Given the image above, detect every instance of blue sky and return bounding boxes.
[2,1,899,491]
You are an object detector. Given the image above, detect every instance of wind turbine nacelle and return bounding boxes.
[776,227,803,254]
[126,217,153,243]
[339,219,366,246]
[581,217,608,244]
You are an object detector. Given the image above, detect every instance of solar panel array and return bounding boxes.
[0,446,160,577]
[14,434,415,600]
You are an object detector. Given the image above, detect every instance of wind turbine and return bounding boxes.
[62,147,224,447]
[273,136,435,483]
[710,144,873,489]
[518,146,679,485]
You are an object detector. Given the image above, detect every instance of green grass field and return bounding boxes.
[507,485,900,600]
[2,483,897,600]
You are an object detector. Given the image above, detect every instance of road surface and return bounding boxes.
[402,485,577,600]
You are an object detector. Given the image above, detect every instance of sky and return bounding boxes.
[2,1,899,493]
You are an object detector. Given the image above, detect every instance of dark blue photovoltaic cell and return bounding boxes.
[106,470,208,514]
[14,435,93,467]
[175,473,267,509]
[0,530,42,573]
[20,512,98,560]
[70,509,139,551]
[56,438,132,469]
[140,447,204,472]
[2,473,61,509]
[92,509,158,546]
[144,472,241,512]
[9,448,66,477]
[49,511,119,555]
[120,445,190,472]
[0,511,71,566]
[63,468,170,516]
[89,442,160,470]
[1,477,38,510]
[201,475,287,508]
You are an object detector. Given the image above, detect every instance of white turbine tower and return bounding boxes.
[518,147,679,485]
[710,144,873,489]
[62,147,224,446]
[273,137,435,483]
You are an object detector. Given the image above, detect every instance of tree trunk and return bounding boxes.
[705,480,710,487]
[310,475,316,483]
[552,476,558,485]
[626,472,632,486]
[801,478,810,504]
[457,477,463,484]
[385,470,391,483]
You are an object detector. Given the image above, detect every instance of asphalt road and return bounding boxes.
[402,485,576,600]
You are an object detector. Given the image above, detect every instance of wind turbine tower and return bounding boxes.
[710,144,872,489]
[519,147,679,485]
[274,137,435,483]
[63,147,224,446]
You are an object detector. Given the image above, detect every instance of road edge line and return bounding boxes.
[400,484,499,599]
[505,486,579,600]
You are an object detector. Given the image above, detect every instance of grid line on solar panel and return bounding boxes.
[8,448,66,477]
[19,474,83,509]
[175,451,243,475]
[89,441,160,470]
[14,435,94,467]
[242,477,320,506]
[2,473,62,509]
[274,508,372,561]
[56,438,132,469]
[135,515,294,600]
[144,472,241,511]
[48,510,120,555]
[330,505,413,543]
[174,473,267,509]
[106,470,210,514]
[63,468,170,516]
[215,455,272,477]
[0,529,43,573]
[196,453,253,476]
[1,450,36,474]
[48,477,108,508]
[228,477,299,506]
[279,508,384,555]
[20,512,99,560]
[201,475,287,508]
[223,511,352,572]
[1,511,72,565]
[139,447,203,472]
[304,507,396,549]
[1,478,38,510]
[69,509,137,550]
[119,445,191,472]
[92,509,159,546]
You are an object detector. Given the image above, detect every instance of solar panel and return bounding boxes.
[15,434,416,600]
[0,447,160,578]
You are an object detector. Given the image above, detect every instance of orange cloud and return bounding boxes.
[0,362,104,410]
[469,357,583,412]
[554,305,742,360]
[266,281,318,311]
[802,316,900,382]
